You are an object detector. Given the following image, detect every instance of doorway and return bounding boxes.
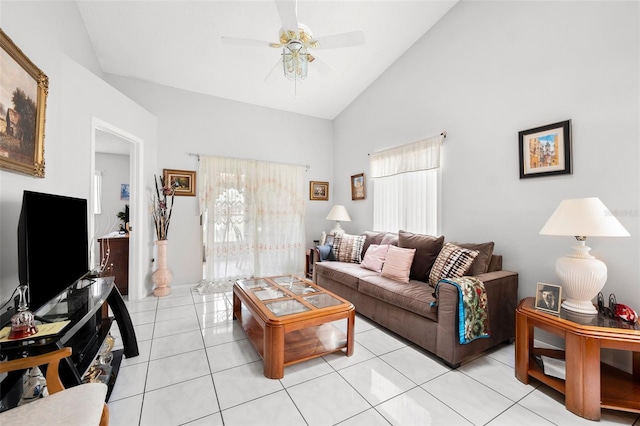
[90,117,144,300]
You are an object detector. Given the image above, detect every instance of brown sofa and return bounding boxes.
[312,231,519,368]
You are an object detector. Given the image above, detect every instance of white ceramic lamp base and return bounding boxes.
[555,241,607,315]
[330,222,345,235]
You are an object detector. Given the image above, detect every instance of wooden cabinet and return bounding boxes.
[98,237,129,295]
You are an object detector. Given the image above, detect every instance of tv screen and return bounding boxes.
[18,191,89,312]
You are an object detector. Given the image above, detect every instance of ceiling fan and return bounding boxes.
[221,0,366,87]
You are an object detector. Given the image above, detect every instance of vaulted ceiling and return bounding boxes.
[77,0,458,120]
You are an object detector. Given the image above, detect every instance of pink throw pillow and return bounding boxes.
[380,246,416,283]
[360,244,390,273]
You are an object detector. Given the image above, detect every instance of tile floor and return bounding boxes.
[107,285,640,426]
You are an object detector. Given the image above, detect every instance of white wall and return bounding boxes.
[0,1,158,304]
[334,1,639,368]
[95,152,130,236]
[104,75,335,285]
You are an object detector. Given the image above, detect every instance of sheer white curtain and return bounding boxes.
[371,134,442,235]
[196,156,305,292]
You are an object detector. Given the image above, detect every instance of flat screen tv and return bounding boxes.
[17,190,89,312]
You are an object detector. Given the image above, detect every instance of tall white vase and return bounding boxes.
[152,240,172,297]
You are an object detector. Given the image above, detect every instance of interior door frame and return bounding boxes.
[90,117,145,300]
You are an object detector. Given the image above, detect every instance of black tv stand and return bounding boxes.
[0,276,138,410]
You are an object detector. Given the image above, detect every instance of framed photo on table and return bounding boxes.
[535,282,562,314]
[351,173,366,200]
[519,120,571,179]
[163,169,196,196]
[0,29,49,177]
[309,181,329,200]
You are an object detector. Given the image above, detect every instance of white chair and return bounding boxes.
[0,347,109,426]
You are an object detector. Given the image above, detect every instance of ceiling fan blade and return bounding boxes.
[275,0,299,38]
[309,54,339,77]
[221,37,279,48]
[311,30,366,49]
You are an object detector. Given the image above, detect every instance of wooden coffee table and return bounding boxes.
[233,275,355,379]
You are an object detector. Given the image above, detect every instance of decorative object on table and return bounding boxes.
[534,282,562,315]
[518,119,571,179]
[539,197,630,314]
[151,174,177,296]
[18,366,48,405]
[597,292,638,324]
[0,29,48,178]
[8,284,38,340]
[120,184,130,200]
[116,204,129,234]
[325,205,351,235]
[309,181,329,200]
[351,173,365,200]
[83,333,116,384]
[163,168,196,196]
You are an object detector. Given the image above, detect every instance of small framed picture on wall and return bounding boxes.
[309,181,329,201]
[120,184,130,200]
[518,120,572,179]
[351,173,365,200]
[163,169,196,196]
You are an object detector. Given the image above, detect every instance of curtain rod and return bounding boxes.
[187,152,310,171]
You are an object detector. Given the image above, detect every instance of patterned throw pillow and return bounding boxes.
[333,233,366,263]
[380,246,416,283]
[428,242,479,287]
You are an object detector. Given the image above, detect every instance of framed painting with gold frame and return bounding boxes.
[163,169,196,196]
[309,181,329,201]
[0,29,49,177]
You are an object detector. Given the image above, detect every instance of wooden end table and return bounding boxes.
[233,275,355,379]
[515,297,640,420]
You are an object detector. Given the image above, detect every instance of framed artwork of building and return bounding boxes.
[519,120,571,179]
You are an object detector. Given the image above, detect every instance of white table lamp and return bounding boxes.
[326,205,351,235]
[539,197,630,314]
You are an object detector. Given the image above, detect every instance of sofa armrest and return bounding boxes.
[434,270,519,365]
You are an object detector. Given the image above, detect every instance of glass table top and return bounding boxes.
[523,297,639,331]
[1,275,114,349]
[304,293,342,309]
[236,275,349,318]
[266,299,310,317]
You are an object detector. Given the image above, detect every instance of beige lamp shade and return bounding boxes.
[326,205,351,235]
[326,205,351,222]
[539,197,630,237]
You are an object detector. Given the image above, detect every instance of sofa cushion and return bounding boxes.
[333,233,366,263]
[398,230,445,282]
[380,233,399,246]
[428,242,479,287]
[455,241,495,275]
[360,231,386,259]
[358,275,438,322]
[315,261,378,290]
[360,244,390,273]
[380,246,416,283]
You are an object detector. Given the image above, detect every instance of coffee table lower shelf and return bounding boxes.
[235,308,349,369]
